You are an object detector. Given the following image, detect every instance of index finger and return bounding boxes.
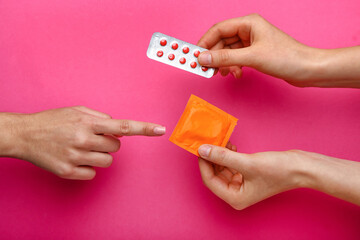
[93,119,166,136]
[197,17,252,49]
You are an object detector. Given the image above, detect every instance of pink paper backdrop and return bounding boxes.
[0,0,359,239]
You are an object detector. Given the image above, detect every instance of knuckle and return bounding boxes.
[73,132,91,148]
[249,13,262,19]
[74,105,86,110]
[66,148,80,161]
[217,50,230,64]
[84,170,96,180]
[114,139,121,151]
[231,202,247,211]
[103,113,112,119]
[109,139,121,152]
[78,114,91,124]
[87,173,96,180]
[142,124,153,136]
[103,155,113,168]
[56,164,74,178]
[287,149,306,159]
[211,22,219,29]
[215,149,230,164]
[227,197,247,210]
[90,119,104,132]
[119,120,131,135]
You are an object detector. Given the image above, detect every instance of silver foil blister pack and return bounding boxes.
[147,32,215,78]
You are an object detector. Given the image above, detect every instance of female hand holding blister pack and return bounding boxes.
[196,14,360,209]
[0,106,165,180]
[197,14,360,88]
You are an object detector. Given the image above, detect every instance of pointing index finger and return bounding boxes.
[93,119,166,136]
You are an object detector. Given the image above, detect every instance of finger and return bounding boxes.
[197,17,252,49]
[217,167,235,181]
[220,67,230,76]
[226,141,238,152]
[214,163,225,173]
[229,41,244,49]
[79,135,120,153]
[64,166,96,180]
[93,119,166,136]
[92,135,121,153]
[213,68,219,76]
[76,152,113,168]
[218,46,232,76]
[228,66,242,79]
[198,144,248,170]
[73,106,112,119]
[232,67,243,79]
[209,36,241,51]
[198,48,253,68]
[229,173,243,191]
[231,144,237,152]
[198,158,235,202]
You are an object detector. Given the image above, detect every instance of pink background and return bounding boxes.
[1,0,359,239]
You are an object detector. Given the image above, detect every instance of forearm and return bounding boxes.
[297,151,360,205]
[0,113,21,158]
[307,46,360,88]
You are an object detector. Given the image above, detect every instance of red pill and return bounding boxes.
[201,66,208,71]
[190,62,197,68]
[182,47,189,54]
[168,53,175,60]
[179,57,186,64]
[172,42,178,50]
[160,39,167,46]
[157,50,163,57]
[194,50,200,57]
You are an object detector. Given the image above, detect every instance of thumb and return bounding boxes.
[198,48,253,68]
[198,144,248,170]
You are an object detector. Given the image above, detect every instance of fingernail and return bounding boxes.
[232,72,237,78]
[198,145,211,157]
[154,126,166,135]
[198,52,212,65]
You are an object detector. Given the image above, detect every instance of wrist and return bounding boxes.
[301,47,360,88]
[293,46,329,87]
[287,150,318,189]
[0,113,26,158]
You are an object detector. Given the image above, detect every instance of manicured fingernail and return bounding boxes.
[198,145,211,157]
[198,52,212,65]
[232,72,236,78]
[154,126,166,135]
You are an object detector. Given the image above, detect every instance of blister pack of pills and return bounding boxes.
[147,32,215,78]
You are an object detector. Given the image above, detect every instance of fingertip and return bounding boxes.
[220,68,230,76]
[236,69,243,79]
[231,145,237,152]
[198,144,212,158]
[153,126,166,135]
[198,51,212,66]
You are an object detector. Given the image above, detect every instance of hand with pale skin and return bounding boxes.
[198,143,360,210]
[0,106,166,180]
[197,14,360,88]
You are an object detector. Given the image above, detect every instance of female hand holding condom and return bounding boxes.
[198,143,360,210]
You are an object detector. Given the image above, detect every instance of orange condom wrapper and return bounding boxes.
[169,95,238,156]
